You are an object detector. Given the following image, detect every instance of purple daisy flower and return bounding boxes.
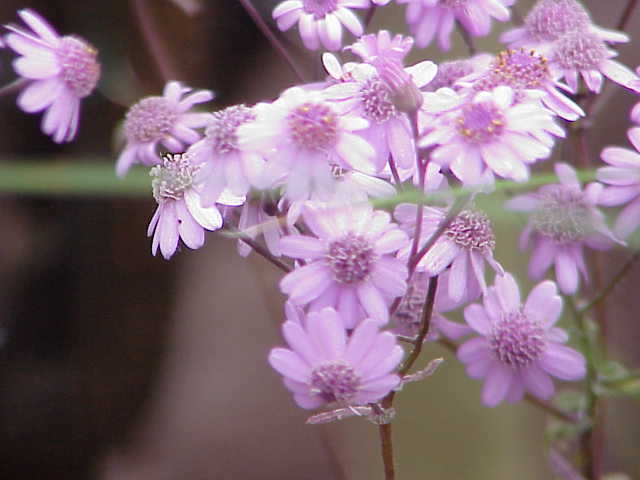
[506,163,621,294]
[237,87,375,201]
[421,85,564,186]
[272,0,368,52]
[268,307,403,409]
[395,203,503,302]
[397,0,515,50]
[501,0,630,50]
[4,9,100,143]
[187,104,264,206]
[458,273,586,407]
[117,81,214,177]
[147,153,243,260]
[279,202,409,328]
[598,127,640,239]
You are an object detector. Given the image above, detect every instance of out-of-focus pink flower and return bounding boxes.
[147,153,243,260]
[598,127,640,239]
[4,9,100,143]
[458,273,586,407]
[398,0,515,51]
[347,30,415,66]
[421,86,563,186]
[117,81,213,177]
[279,202,409,328]
[237,87,375,201]
[422,54,493,92]
[269,307,403,409]
[272,0,368,51]
[395,204,503,302]
[501,0,629,50]
[187,104,264,206]
[506,163,622,294]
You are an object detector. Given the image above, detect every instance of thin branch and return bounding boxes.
[365,5,378,30]
[378,422,395,480]
[616,0,639,31]
[0,78,28,98]
[223,226,291,273]
[237,0,307,83]
[456,20,477,55]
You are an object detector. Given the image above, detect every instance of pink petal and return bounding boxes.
[538,345,586,381]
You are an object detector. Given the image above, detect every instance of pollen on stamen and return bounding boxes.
[475,49,550,91]
[206,105,256,155]
[457,103,506,144]
[445,210,496,252]
[151,153,199,203]
[287,102,339,151]
[124,97,179,143]
[310,362,360,403]
[325,233,376,284]
[489,312,546,367]
[531,186,592,243]
[56,36,100,98]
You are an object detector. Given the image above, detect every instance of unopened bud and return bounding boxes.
[378,58,423,114]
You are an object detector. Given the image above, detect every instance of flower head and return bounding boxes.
[269,307,403,409]
[458,273,586,406]
[147,153,243,259]
[4,9,101,142]
[506,163,621,294]
[272,0,368,51]
[597,127,640,239]
[117,81,214,177]
[279,202,409,328]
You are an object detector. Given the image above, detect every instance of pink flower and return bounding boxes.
[147,153,243,259]
[237,87,376,201]
[395,204,503,302]
[422,54,493,92]
[4,9,100,143]
[458,273,586,407]
[501,0,629,50]
[346,30,415,66]
[117,81,213,177]
[268,307,403,409]
[187,104,264,206]
[421,86,564,186]
[506,163,621,294]
[272,0,368,52]
[279,202,409,328]
[398,0,515,50]
[598,127,640,239]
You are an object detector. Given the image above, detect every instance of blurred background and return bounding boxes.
[0,0,638,478]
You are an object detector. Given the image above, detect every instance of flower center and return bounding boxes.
[360,76,397,123]
[56,36,100,98]
[325,233,376,284]
[302,0,338,17]
[475,49,550,91]
[489,312,546,368]
[287,102,338,151]
[531,185,592,243]
[151,153,199,203]
[424,59,473,91]
[310,362,360,403]
[553,31,608,70]
[124,97,179,143]
[457,102,506,144]
[206,104,255,155]
[441,0,468,10]
[524,0,590,42]
[445,210,496,252]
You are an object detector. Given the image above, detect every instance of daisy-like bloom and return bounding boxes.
[547,30,640,94]
[279,203,409,328]
[147,153,243,260]
[272,0,368,52]
[506,163,622,294]
[187,104,264,206]
[597,127,640,239]
[268,307,403,409]
[500,0,629,50]
[117,81,214,177]
[421,85,564,186]
[397,0,515,51]
[462,49,584,121]
[4,9,100,143]
[237,87,375,201]
[395,203,503,303]
[458,273,586,407]
[323,50,437,173]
